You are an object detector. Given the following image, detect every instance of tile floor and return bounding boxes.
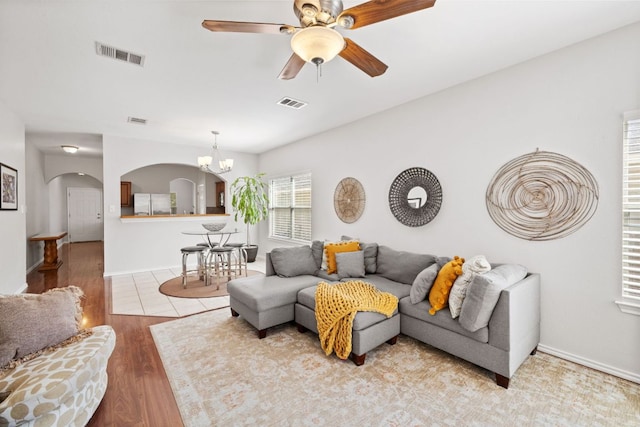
[110,257,266,318]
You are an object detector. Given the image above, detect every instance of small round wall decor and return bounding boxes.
[486,150,599,241]
[389,167,442,227]
[334,177,366,223]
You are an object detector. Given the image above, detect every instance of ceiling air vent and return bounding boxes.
[277,97,307,110]
[95,42,145,67]
[127,116,147,125]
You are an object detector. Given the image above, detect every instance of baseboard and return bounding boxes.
[538,344,640,384]
[26,257,44,274]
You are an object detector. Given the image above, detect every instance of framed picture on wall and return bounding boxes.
[0,163,18,210]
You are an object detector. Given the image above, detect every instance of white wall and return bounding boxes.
[0,100,26,294]
[102,135,259,275]
[258,23,640,381]
[44,153,103,183]
[25,141,48,271]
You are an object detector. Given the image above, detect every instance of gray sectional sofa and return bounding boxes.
[227,240,540,389]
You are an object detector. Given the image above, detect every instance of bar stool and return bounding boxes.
[225,242,248,277]
[206,246,234,289]
[180,246,208,288]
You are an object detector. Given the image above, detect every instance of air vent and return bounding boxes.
[277,97,308,110]
[127,116,147,125]
[95,42,145,66]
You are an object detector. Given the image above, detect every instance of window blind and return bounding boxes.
[269,173,312,242]
[622,116,640,301]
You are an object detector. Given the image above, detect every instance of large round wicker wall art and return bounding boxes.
[389,167,442,227]
[486,150,599,241]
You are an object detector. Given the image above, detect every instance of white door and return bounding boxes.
[67,187,103,242]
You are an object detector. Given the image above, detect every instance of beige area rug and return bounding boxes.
[150,309,640,427]
[159,270,263,299]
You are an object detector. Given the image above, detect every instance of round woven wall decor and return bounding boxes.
[334,177,366,224]
[389,167,442,227]
[486,150,599,241]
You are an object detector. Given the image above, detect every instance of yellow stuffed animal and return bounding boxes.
[428,256,465,315]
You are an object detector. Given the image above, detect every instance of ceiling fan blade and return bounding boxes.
[278,53,306,80]
[202,20,295,35]
[338,38,388,77]
[338,0,436,30]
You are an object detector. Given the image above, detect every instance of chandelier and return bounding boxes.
[197,131,233,174]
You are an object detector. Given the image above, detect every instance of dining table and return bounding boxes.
[181,229,240,248]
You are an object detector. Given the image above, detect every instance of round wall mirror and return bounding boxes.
[407,186,428,208]
[389,167,442,227]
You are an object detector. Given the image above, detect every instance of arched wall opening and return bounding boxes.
[120,163,226,216]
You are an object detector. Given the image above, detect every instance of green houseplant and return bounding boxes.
[230,173,269,262]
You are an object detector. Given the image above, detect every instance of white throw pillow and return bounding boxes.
[449,255,491,319]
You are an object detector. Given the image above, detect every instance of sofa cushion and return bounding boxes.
[399,297,489,343]
[270,246,318,277]
[297,286,398,331]
[0,286,84,369]
[336,251,365,279]
[227,275,320,312]
[316,270,340,282]
[376,245,436,285]
[409,263,440,304]
[324,241,360,274]
[358,275,412,300]
[459,264,528,332]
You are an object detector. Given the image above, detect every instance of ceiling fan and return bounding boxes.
[202,0,436,80]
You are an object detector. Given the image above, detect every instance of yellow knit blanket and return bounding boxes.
[315,280,398,360]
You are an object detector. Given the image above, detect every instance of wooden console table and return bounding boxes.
[29,231,67,272]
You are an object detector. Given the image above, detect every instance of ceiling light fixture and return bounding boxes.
[197,131,234,174]
[290,26,345,67]
[61,145,79,154]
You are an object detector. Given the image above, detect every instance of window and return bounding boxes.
[269,173,312,242]
[619,112,640,315]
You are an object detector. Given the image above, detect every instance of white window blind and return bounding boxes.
[621,115,640,305]
[269,173,312,242]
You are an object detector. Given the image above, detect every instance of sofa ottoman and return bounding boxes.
[294,285,400,365]
[227,274,321,338]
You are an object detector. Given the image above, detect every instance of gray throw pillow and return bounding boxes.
[376,245,436,285]
[311,240,324,269]
[270,246,318,277]
[361,242,378,274]
[336,251,366,279]
[341,236,378,274]
[409,263,440,304]
[0,286,83,368]
[458,264,528,332]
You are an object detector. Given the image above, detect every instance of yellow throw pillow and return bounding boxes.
[428,256,464,315]
[324,241,360,274]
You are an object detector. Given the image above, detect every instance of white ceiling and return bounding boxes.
[2,0,640,156]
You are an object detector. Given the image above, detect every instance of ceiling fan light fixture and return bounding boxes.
[290,26,345,64]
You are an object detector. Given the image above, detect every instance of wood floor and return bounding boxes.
[26,241,184,427]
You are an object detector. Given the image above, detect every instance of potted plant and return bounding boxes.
[230,173,269,262]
